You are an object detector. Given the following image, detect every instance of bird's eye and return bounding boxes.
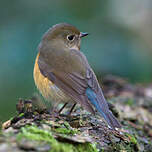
[67,35,75,41]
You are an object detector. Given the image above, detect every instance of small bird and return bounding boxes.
[33,23,121,129]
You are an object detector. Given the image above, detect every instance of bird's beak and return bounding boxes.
[80,32,88,38]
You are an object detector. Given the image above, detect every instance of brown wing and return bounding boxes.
[38,49,109,114]
[38,55,95,114]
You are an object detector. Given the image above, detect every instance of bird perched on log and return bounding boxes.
[33,23,121,129]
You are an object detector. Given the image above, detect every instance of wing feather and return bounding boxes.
[38,56,95,114]
[38,49,109,114]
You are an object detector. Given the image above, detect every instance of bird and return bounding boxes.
[33,23,121,129]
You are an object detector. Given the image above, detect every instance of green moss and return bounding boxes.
[53,120,79,135]
[18,113,24,117]
[76,143,98,152]
[17,125,97,152]
[109,141,136,152]
[17,125,54,142]
[125,99,134,106]
[108,133,139,152]
[129,135,137,145]
[54,127,77,135]
[63,121,72,129]
[125,133,137,144]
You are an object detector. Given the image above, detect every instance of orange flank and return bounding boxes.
[33,53,53,100]
[33,53,70,104]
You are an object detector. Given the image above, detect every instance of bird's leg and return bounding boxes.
[58,102,68,114]
[68,103,77,115]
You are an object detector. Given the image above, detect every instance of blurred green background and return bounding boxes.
[0,0,152,121]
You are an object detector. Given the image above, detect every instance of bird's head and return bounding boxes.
[42,23,88,50]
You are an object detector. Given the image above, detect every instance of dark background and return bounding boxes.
[0,0,152,121]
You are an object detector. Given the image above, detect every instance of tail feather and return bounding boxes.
[86,88,121,129]
[95,106,121,129]
[103,111,121,129]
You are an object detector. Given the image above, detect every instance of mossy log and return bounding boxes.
[1,75,152,152]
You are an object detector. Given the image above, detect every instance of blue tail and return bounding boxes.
[86,88,121,129]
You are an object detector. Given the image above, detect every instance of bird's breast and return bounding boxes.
[33,53,70,104]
